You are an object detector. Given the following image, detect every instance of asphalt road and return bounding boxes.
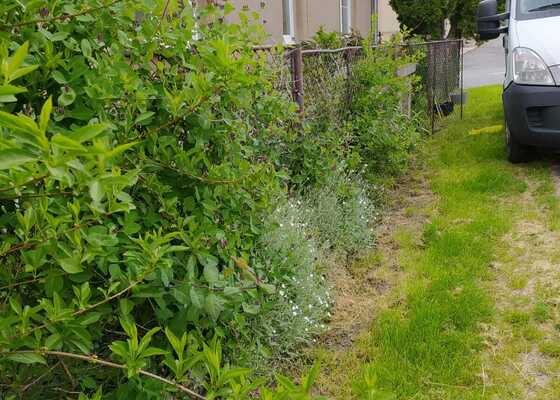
[463,38,506,88]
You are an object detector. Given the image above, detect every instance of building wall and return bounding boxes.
[378,0,400,40]
[199,0,400,44]
[297,0,341,40]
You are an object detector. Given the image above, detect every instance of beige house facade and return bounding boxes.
[199,0,400,45]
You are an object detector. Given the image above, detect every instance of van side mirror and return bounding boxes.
[477,0,509,40]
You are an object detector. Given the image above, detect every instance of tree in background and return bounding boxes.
[389,0,447,38]
[389,0,481,39]
[448,0,480,38]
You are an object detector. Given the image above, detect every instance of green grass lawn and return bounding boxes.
[363,86,523,399]
[316,86,560,399]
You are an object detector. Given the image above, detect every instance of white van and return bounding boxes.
[477,0,560,163]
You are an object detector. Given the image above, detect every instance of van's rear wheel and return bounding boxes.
[505,120,533,163]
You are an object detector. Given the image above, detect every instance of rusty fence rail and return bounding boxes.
[255,39,464,133]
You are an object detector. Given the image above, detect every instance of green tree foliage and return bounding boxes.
[389,0,480,38]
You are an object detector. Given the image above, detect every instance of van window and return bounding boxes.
[517,0,560,19]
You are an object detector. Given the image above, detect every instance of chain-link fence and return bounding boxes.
[255,39,464,134]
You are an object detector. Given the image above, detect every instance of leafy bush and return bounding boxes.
[348,43,422,181]
[389,0,480,39]
[311,27,343,49]
[236,168,379,371]
[302,168,379,255]
[238,200,332,368]
[0,2,318,398]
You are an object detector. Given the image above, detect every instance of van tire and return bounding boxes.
[505,121,533,164]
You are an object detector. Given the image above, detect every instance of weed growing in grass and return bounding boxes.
[352,364,396,400]
[533,301,552,323]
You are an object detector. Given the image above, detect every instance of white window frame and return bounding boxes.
[282,0,296,45]
[340,0,352,35]
[372,0,380,43]
[189,0,201,41]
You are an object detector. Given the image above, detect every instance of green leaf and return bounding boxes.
[9,297,22,314]
[86,226,119,247]
[223,287,241,297]
[58,87,76,107]
[69,123,110,143]
[242,303,260,315]
[134,112,155,125]
[258,283,276,295]
[105,141,138,159]
[79,312,101,326]
[0,111,45,149]
[45,333,63,349]
[275,374,298,391]
[89,180,104,203]
[109,340,129,359]
[0,85,27,96]
[80,39,92,58]
[189,287,204,309]
[51,70,68,84]
[51,134,87,152]
[50,31,69,42]
[9,65,39,82]
[204,294,225,321]
[0,110,41,136]
[58,255,84,274]
[119,299,134,316]
[119,316,137,340]
[141,347,168,358]
[6,352,47,365]
[0,94,18,103]
[7,42,29,78]
[39,97,52,133]
[0,149,37,170]
[203,263,219,284]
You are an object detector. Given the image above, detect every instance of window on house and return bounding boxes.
[282,0,295,44]
[341,0,352,34]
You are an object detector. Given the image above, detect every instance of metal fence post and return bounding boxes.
[460,39,464,120]
[343,48,352,114]
[291,46,304,115]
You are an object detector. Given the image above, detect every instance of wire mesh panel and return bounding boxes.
[406,40,464,124]
[253,46,294,102]
[301,49,352,128]
[254,40,463,133]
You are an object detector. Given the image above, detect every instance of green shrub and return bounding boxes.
[236,168,378,371]
[0,2,316,397]
[238,200,332,369]
[302,168,379,255]
[348,42,422,181]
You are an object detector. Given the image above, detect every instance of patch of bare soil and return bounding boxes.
[481,177,560,399]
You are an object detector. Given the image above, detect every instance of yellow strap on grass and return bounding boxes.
[468,125,503,136]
